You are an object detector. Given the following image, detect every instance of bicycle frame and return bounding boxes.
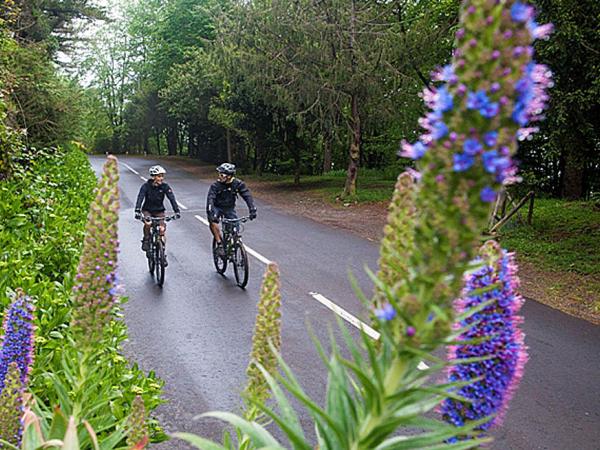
[139,215,177,286]
[220,216,249,258]
[213,216,251,288]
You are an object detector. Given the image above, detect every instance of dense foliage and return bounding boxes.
[77,0,598,199]
[0,147,164,446]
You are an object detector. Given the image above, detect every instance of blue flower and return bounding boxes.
[434,85,454,113]
[399,140,427,160]
[483,131,498,147]
[511,2,534,23]
[467,90,489,110]
[432,121,449,140]
[453,153,475,172]
[463,138,483,156]
[375,303,396,321]
[480,102,500,118]
[480,186,497,202]
[482,151,499,174]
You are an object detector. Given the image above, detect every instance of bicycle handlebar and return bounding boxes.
[138,215,179,223]
[221,216,251,224]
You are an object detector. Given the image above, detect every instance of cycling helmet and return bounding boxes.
[216,163,236,176]
[149,165,166,176]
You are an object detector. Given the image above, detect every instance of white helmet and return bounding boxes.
[149,165,166,176]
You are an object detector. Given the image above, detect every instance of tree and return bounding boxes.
[518,0,600,198]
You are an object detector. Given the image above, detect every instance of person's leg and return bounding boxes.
[156,211,166,243]
[142,211,151,251]
[209,207,223,243]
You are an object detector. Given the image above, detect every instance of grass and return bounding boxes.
[243,168,398,203]
[498,198,600,275]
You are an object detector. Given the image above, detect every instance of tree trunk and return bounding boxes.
[155,129,161,155]
[167,123,177,156]
[343,93,360,197]
[226,129,233,162]
[294,145,301,185]
[560,147,584,199]
[323,134,333,173]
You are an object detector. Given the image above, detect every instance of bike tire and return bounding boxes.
[233,241,249,288]
[155,239,165,287]
[148,250,155,274]
[212,238,227,274]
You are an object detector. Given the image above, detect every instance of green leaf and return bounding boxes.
[252,364,310,449]
[171,432,228,450]
[62,417,80,450]
[197,412,284,449]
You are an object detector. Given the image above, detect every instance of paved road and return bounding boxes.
[90,156,599,450]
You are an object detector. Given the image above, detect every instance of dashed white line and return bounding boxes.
[310,292,380,340]
[194,214,210,226]
[177,201,188,210]
[121,162,139,175]
[141,176,147,181]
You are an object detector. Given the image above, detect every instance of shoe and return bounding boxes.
[141,239,150,251]
[163,255,168,267]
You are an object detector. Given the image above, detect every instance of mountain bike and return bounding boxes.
[212,216,250,288]
[139,215,177,287]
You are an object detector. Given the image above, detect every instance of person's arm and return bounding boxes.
[206,183,217,217]
[164,184,180,214]
[135,184,147,212]
[237,181,256,217]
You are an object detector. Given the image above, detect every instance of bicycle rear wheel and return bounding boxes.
[233,241,249,288]
[155,240,165,287]
[212,238,227,274]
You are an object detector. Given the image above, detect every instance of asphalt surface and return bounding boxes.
[89,155,599,450]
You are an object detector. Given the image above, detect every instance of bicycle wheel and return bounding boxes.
[212,238,227,274]
[155,239,165,287]
[147,249,155,274]
[233,241,249,288]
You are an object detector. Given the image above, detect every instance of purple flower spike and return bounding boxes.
[442,243,528,433]
[0,292,35,392]
[375,303,396,322]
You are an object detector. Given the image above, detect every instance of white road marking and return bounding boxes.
[309,292,429,370]
[310,292,380,340]
[194,214,210,226]
[121,162,139,175]
[177,201,188,210]
[141,176,147,181]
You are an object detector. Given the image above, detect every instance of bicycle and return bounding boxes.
[212,216,250,288]
[139,215,177,287]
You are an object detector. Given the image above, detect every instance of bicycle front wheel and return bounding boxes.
[233,241,249,288]
[155,240,165,287]
[212,238,227,274]
[148,249,155,274]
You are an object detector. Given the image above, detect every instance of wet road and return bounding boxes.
[89,156,599,449]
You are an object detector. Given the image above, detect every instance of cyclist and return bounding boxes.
[206,163,256,256]
[134,165,181,262]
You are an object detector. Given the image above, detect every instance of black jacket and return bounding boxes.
[206,179,255,214]
[135,180,180,213]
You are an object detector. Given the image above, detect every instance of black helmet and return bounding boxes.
[217,163,236,176]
